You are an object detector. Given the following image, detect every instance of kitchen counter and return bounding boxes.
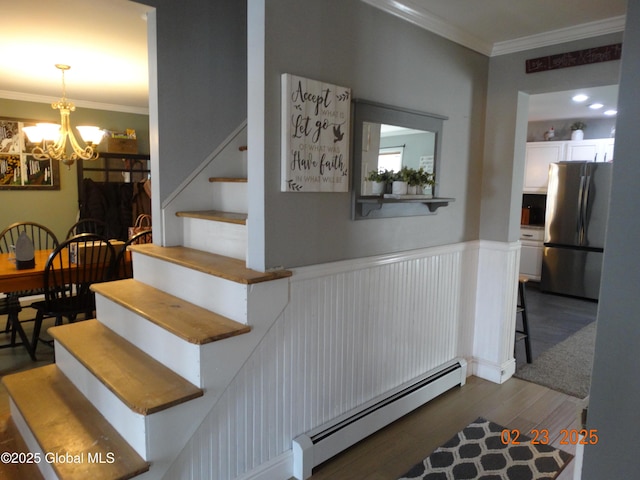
[520,226,544,281]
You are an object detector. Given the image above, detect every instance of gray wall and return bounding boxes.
[481,33,622,245]
[142,0,247,205]
[583,0,640,476]
[255,0,488,269]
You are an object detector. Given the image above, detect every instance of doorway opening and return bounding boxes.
[513,84,618,399]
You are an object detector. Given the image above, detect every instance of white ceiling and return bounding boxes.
[528,85,619,122]
[0,0,627,119]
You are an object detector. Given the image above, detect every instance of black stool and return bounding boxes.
[515,276,532,363]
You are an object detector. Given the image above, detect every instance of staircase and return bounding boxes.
[1,146,292,479]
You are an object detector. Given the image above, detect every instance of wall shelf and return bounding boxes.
[356,195,455,218]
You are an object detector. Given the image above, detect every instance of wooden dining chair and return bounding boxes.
[65,218,108,239]
[0,221,59,341]
[0,221,59,254]
[112,229,152,280]
[0,295,35,360]
[30,233,116,358]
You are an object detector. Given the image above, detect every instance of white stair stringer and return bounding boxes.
[182,215,247,260]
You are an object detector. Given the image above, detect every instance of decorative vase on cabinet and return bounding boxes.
[571,129,584,141]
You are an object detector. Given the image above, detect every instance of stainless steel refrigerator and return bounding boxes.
[541,161,612,300]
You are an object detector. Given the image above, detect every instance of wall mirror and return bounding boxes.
[351,100,452,219]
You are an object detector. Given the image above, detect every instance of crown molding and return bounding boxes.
[360,0,494,55]
[0,90,149,116]
[361,0,626,57]
[492,15,626,56]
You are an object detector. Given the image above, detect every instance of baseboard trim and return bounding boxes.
[472,357,516,384]
[235,450,293,480]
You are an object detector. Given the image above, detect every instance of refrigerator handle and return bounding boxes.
[582,169,593,245]
[578,174,587,245]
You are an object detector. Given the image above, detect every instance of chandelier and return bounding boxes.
[23,64,104,168]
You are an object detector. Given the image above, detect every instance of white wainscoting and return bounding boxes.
[163,240,518,480]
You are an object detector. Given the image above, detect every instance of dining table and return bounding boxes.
[0,247,130,360]
[0,249,54,293]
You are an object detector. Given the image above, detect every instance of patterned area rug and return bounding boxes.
[399,418,573,480]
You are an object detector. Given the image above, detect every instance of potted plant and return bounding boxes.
[407,168,423,194]
[392,166,411,195]
[570,121,586,141]
[419,168,436,196]
[366,169,392,195]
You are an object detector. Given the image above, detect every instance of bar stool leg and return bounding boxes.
[517,278,533,363]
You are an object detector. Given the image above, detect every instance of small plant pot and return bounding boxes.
[392,181,408,195]
[571,129,584,141]
[407,185,418,195]
[371,181,385,195]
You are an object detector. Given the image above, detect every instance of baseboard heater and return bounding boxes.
[292,358,467,479]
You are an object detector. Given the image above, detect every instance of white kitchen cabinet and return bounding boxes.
[524,138,615,193]
[566,140,600,162]
[519,227,544,281]
[566,138,615,162]
[523,142,565,193]
[599,138,615,162]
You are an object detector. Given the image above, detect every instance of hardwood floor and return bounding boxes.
[309,376,582,480]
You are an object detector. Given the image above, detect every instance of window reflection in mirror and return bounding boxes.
[361,122,436,195]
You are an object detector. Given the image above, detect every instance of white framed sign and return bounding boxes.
[281,74,351,192]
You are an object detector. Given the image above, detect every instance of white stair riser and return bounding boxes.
[8,398,59,480]
[212,181,247,214]
[182,217,247,260]
[95,293,203,387]
[132,253,249,324]
[54,343,148,459]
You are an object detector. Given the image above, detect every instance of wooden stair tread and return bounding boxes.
[92,279,251,344]
[49,320,203,415]
[128,244,292,284]
[175,209,247,225]
[2,364,149,480]
[208,176,247,183]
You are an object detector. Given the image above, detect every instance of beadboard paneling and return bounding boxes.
[164,242,487,480]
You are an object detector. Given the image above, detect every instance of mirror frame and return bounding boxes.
[351,99,448,219]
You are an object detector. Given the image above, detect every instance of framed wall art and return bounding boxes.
[0,119,60,190]
[281,74,351,192]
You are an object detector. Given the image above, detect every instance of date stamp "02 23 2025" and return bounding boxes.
[501,429,599,446]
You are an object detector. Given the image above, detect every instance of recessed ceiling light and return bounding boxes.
[604,109,617,116]
[572,94,589,102]
[589,103,604,110]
